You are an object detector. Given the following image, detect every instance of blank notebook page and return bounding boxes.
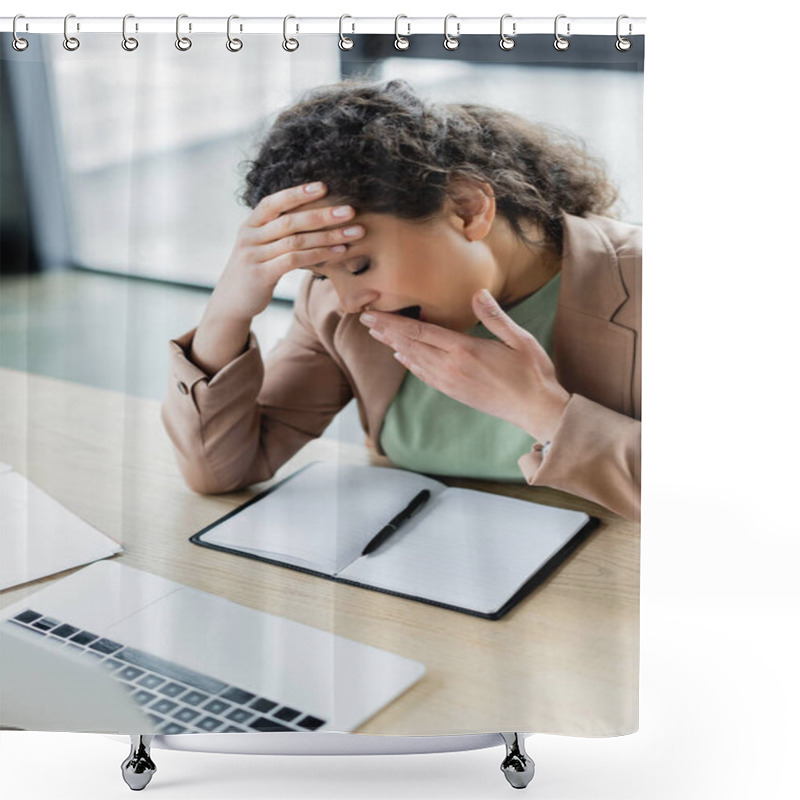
[339,489,589,614]
[199,462,443,575]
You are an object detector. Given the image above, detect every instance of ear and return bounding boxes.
[443,177,496,242]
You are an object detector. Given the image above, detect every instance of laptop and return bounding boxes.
[0,560,425,734]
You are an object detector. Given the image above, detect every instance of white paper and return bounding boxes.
[0,469,123,590]
[199,462,444,575]
[339,488,590,614]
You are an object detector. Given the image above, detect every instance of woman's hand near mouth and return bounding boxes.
[359,289,570,443]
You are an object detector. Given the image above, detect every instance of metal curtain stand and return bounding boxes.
[120,732,535,791]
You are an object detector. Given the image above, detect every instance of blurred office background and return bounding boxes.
[1,33,643,445]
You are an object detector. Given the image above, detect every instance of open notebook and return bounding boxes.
[190,462,599,620]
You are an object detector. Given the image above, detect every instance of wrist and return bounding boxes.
[521,390,570,443]
[191,312,253,377]
[202,295,255,328]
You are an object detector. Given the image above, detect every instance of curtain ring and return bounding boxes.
[499,14,515,50]
[175,14,192,51]
[63,14,80,51]
[554,14,570,51]
[339,14,355,50]
[226,15,243,51]
[443,14,460,50]
[121,14,138,51]
[394,15,410,51]
[12,14,29,51]
[615,15,632,51]
[283,15,299,51]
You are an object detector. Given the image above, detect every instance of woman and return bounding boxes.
[161,79,641,520]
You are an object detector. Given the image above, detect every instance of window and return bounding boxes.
[32,35,641,297]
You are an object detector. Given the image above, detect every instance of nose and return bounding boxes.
[336,286,380,316]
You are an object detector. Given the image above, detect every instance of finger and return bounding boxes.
[367,327,458,375]
[266,244,353,279]
[248,181,329,227]
[388,334,443,375]
[392,348,462,403]
[471,289,532,349]
[361,312,461,353]
[372,329,483,407]
[392,350,435,386]
[249,203,356,249]
[253,223,365,263]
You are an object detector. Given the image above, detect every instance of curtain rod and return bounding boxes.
[1,16,646,37]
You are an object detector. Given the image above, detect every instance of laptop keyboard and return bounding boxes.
[5,610,328,734]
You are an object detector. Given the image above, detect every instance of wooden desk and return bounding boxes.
[0,368,639,736]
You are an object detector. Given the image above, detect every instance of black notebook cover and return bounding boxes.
[189,463,600,621]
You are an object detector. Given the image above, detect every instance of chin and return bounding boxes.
[437,315,474,333]
[415,307,474,332]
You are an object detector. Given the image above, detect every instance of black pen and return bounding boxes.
[361,490,431,556]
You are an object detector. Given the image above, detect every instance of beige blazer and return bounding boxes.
[161,212,642,520]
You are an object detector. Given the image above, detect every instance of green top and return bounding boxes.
[380,272,562,482]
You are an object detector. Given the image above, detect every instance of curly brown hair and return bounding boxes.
[240,78,617,250]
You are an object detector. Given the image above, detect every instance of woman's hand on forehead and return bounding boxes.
[207,180,367,323]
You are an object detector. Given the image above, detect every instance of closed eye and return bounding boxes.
[312,259,370,281]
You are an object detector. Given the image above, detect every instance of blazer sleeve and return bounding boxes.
[517,395,641,521]
[517,224,642,521]
[161,278,353,494]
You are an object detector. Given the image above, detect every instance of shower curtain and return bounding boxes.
[0,22,643,741]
